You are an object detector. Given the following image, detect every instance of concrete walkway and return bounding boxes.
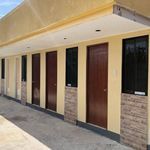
[0,96,132,150]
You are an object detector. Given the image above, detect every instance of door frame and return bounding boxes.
[6,58,9,95]
[45,51,57,111]
[32,53,41,105]
[86,42,108,129]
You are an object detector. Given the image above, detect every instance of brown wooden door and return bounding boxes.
[32,54,40,105]
[87,43,108,129]
[46,51,57,111]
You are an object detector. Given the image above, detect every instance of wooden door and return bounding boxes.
[32,54,40,105]
[46,51,57,111]
[87,43,108,129]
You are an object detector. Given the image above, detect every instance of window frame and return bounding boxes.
[21,55,27,82]
[66,47,78,88]
[122,35,149,96]
[1,59,5,79]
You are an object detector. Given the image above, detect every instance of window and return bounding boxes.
[122,35,148,96]
[1,59,5,79]
[66,47,78,87]
[22,55,27,81]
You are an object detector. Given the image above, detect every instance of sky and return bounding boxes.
[0,0,23,18]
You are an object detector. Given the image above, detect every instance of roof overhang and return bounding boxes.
[0,4,149,57]
[113,5,150,26]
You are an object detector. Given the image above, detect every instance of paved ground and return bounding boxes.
[0,96,132,150]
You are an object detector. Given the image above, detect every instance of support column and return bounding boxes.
[27,53,32,104]
[40,52,46,108]
[15,57,21,100]
[57,48,65,115]
[77,44,86,122]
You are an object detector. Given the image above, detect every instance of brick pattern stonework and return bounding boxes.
[1,79,5,95]
[64,87,77,124]
[16,80,21,99]
[21,81,27,105]
[121,93,148,150]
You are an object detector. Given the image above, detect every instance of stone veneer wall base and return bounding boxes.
[121,93,148,150]
[21,81,27,105]
[2,94,150,149]
[64,87,77,124]
[1,79,5,96]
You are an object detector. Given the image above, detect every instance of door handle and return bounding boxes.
[104,89,107,92]
[54,83,56,86]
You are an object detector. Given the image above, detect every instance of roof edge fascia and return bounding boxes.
[113,4,150,26]
[0,0,25,22]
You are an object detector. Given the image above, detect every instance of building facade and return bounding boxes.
[0,0,150,150]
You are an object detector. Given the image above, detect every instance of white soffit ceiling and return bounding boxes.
[0,14,149,56]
